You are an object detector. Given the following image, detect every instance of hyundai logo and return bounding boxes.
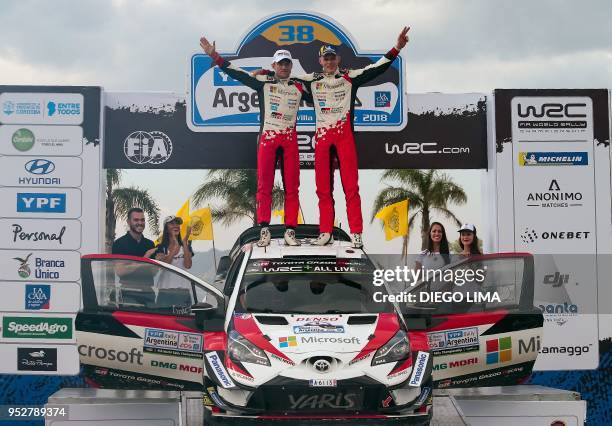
[25,159,55,175]
[313,359,331,373]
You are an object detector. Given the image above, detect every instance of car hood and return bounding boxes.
[232,313,401,357]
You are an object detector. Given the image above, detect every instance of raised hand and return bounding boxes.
[395,26,410,50]
[200,36,216,56]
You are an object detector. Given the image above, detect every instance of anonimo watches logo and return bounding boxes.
[123,131,173,165]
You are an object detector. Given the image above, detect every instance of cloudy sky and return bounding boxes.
[1,0,610,252]
[1,0,611,92]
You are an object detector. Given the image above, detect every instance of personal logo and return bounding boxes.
[11,224,66,244]
[526,179,583,208]
[486,337,512,364]
[279,336,298,348]
[518,151,588,167]
[17,347,58,372]
[375,91,391,107]
[14,253,33,278]
[11,128,35,152]
[124,131,173,165]
[2,316,72,339]
[25,284,51,310]
[25,159,55,175]
[520,227,590,244]
[16,193,66,213]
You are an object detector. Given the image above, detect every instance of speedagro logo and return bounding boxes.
[2,317,72,339]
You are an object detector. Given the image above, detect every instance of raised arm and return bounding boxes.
[348,26,410,86]
[199,36,265,91]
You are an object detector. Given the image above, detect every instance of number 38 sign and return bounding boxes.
[188,12,407,132]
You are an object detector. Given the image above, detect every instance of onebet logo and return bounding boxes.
[17,193,66,213]
[486,337,512,364]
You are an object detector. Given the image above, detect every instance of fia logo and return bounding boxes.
[124,131,173,165]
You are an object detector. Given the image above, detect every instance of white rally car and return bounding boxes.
[76,225,542,425]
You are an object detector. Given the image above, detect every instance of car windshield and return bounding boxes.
[237,258,394,314]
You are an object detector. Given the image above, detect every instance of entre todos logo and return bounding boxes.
[124,131,173,165]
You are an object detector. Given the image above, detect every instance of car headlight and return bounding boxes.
[372,330,410,366]
[228,330,270,366]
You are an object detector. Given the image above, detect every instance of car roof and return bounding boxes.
[249,237,364,259]
[229,224,351,257]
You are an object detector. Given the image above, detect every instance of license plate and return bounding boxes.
[308,379,337,387]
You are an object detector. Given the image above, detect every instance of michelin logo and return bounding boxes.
[205,352,235,388]
[409,351,429,387]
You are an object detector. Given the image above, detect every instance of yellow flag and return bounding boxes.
[375,200,409,241]
[176,199,190,237]
[155,198,190,245]
[189,207,213,240]
[272,209,304,224]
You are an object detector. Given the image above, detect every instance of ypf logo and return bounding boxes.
[124,131,173,165]
[25,159,55,175]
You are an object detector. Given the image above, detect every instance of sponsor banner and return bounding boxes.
[188,12,406,132]
[143,328,204,359]
[0,218,82,250]
[518,151,588,167]
[427,327,479,355]
[205,351,235,388]
[0,156,83,187]
[0,92,84,125]
[0,187,82,218]
[408,351,429,386]
[103,92,487,169]
[0,281,80,312]
[0,344,79,375]
[1,315,74,341]
[0,249,80,282]
[0,125,83,156]
[246,258,372,275]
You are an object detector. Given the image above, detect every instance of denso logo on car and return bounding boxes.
[205,352,235,388]
[409,351,429,387]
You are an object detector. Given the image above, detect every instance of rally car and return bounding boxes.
[76,225,542,424]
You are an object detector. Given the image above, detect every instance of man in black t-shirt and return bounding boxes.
[111,208,156,304]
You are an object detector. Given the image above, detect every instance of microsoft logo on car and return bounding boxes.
[2,316,72,339]
[486,337,512,364]
[278,336,297,348]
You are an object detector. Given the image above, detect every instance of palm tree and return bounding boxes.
[105,169,160,252]
[371,169,467,257]
[192,169,284,226]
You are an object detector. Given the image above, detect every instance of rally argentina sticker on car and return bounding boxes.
[143,328,203,359]
[409,351,429,387]
[427,327,480,355]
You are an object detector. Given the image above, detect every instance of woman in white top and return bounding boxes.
[415,222,451,271]
[153,215,194,292]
